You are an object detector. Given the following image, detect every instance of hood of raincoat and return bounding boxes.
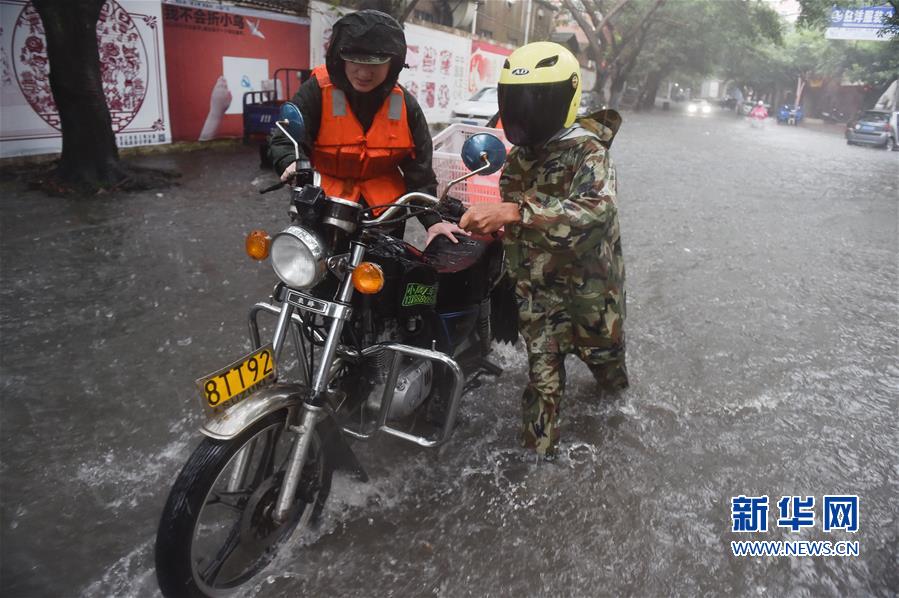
[576,109,621,149]
[325,10,407,105]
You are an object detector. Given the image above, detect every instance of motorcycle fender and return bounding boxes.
[200,383,368,482]
[200,383,306,441]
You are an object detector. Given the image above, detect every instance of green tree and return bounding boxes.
[773,1,898,109]
[630,0,782,109]
[559,0,668,106]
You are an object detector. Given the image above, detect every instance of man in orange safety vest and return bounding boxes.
[269,10,465,245]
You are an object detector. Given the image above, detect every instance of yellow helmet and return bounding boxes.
[498,41,582,147]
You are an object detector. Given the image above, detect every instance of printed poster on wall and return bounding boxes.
[0,0,170,158]
[469,38,512,95]
[398,23,470,124]
[162,0,309,141]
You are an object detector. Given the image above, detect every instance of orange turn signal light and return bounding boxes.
[245,230,271,260]
[352,262,384,294]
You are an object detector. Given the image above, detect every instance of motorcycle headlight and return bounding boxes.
[270,226,327,289]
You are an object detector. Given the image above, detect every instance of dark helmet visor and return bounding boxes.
[498,79,576,147]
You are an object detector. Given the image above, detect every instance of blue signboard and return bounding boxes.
[826,5,894,40]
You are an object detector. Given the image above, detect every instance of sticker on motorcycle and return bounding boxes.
[195,344,276,414]
[401,282,438,307]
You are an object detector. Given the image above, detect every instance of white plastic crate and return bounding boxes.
[431,123,511,206]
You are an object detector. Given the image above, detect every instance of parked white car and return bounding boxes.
[450,86,498,126]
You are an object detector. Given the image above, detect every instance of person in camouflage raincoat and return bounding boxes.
[460,42,627,457]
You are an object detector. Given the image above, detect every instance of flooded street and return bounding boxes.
[2,110,897,597]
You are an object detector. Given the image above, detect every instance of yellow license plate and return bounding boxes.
[196,345,276,413]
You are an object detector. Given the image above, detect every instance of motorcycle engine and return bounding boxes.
[365,358,434,420]
[355,319,435,420]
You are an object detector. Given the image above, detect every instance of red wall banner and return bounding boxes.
[469,38,513,95]
[162,0,309,141]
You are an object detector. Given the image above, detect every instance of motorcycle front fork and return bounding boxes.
[269,241,366,523]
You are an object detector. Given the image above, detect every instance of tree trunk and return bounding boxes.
[637,69,665,111]
[33,0,124,186]
[593,68,609,103]
[794,75,806,108]
[608,72,627,109]
[399,0,422,23]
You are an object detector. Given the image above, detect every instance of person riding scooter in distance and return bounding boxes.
[269,10,465,246]
[749,100,768,120]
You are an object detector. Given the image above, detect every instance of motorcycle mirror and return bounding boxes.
[278,102,306,144]
[461,133,506,175]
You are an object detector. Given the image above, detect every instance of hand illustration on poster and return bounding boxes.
[199,75,232,141]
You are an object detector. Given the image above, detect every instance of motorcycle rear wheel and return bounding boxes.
[155,411,331,597]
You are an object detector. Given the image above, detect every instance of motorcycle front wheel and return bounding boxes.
[155,411,331,597]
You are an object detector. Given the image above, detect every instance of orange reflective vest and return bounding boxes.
[311,65,415,208]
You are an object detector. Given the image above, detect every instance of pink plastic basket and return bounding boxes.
[431,124,511,206]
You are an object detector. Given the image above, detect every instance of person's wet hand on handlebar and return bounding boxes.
[426,222,469,245]
[280,161,298,183]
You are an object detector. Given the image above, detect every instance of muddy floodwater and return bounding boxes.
[1,111,897,597]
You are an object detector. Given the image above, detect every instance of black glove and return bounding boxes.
[437,196,466,223]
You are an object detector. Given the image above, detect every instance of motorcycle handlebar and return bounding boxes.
[259,181,286,194]
[360,192,440,226]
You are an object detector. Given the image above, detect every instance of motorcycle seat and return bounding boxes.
[422,235,491,274]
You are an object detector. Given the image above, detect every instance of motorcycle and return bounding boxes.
[776,104,804,126]
[154,102,516,597]
[820,106,848,123]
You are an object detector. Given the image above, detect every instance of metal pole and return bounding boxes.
[471,1,478,35]
[523,0,533,44]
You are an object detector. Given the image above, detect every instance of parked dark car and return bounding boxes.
[845,110,895,150]
[718,96,738,110]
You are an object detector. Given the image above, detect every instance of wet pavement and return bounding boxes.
[1,110,897,597]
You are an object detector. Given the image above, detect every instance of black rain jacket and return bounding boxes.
[268,10,439,228]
